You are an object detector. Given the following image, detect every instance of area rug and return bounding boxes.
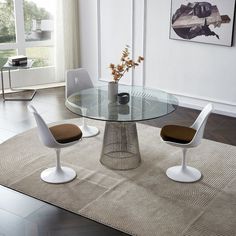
[1,119,236,236]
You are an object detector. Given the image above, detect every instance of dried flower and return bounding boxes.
[109,46,144,82]
[109,63,115,69]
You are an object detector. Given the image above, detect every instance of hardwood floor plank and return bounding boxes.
[0,208,37,236]
[25,205,127,236]
[0,186,44,218]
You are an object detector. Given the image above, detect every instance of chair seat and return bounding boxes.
[160,125,196,144]
[50,124,82,144]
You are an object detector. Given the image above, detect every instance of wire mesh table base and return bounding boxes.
[100,122,141,170]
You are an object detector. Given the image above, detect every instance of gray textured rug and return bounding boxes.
[1,119,236,236]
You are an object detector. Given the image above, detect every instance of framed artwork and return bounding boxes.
[170,0,236,46]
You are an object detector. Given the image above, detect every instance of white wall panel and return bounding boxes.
[132,0,146,86]
[79,0,99,82]
[98,0,133,84]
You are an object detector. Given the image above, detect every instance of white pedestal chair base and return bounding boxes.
[79,125,99,138]
[166,166,201,183]
[41,167,77,184]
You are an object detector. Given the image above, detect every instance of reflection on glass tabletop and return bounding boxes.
[65,85,178,122]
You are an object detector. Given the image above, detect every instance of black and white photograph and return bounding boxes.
[170,0,236,46]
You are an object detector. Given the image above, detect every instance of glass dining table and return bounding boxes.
[65,85,178,170]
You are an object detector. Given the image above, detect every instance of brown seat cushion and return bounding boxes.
[50,124,82,144]
[160,125,196,144]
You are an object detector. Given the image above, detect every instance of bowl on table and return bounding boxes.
[117,92,130,105]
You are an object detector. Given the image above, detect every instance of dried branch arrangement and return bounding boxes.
[109,46,144,82]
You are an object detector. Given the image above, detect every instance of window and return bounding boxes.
[26,46,54,67]
[0,49,16,67]
[0,0,55,70]
[0,0,16,44]
[24,0,54,42]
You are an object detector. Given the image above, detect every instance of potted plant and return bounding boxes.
[108,45,144,103]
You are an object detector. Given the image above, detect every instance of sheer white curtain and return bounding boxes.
[55,0,80,81]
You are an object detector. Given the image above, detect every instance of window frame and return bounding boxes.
[0,0,56,86]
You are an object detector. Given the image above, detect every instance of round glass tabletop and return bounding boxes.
[65,85,178,122]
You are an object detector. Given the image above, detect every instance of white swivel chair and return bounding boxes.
[160,103,213,183]
[66,68,99,138]
[28,105,82,184]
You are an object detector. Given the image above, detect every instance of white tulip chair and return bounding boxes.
[28,105,82,184]
[160,103,213,183]
[66,68,99,138]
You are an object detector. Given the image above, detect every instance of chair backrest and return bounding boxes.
[28,105,58,148]
[66,68,94,98]
[190,103,213,147]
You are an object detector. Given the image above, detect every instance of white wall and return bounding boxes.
[79,0,236,117]
[98,0,133,84]
[1,67,55,90]
[79,0,99,84]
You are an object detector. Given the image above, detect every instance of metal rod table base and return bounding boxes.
[2,89,37,101]
[100,122,141,170]
[1,67,36,101]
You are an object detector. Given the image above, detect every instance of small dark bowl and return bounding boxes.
[117,92,130,105]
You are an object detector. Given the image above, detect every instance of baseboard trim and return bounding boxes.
[168,91,236,118]
[0,82,65,95]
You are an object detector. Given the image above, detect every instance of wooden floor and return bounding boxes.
[0,87,236,236]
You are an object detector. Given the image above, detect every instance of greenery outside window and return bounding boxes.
[0,0,16,44]
[0,0,55,69]
[0,49,16,68]
[26,46,54,68]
